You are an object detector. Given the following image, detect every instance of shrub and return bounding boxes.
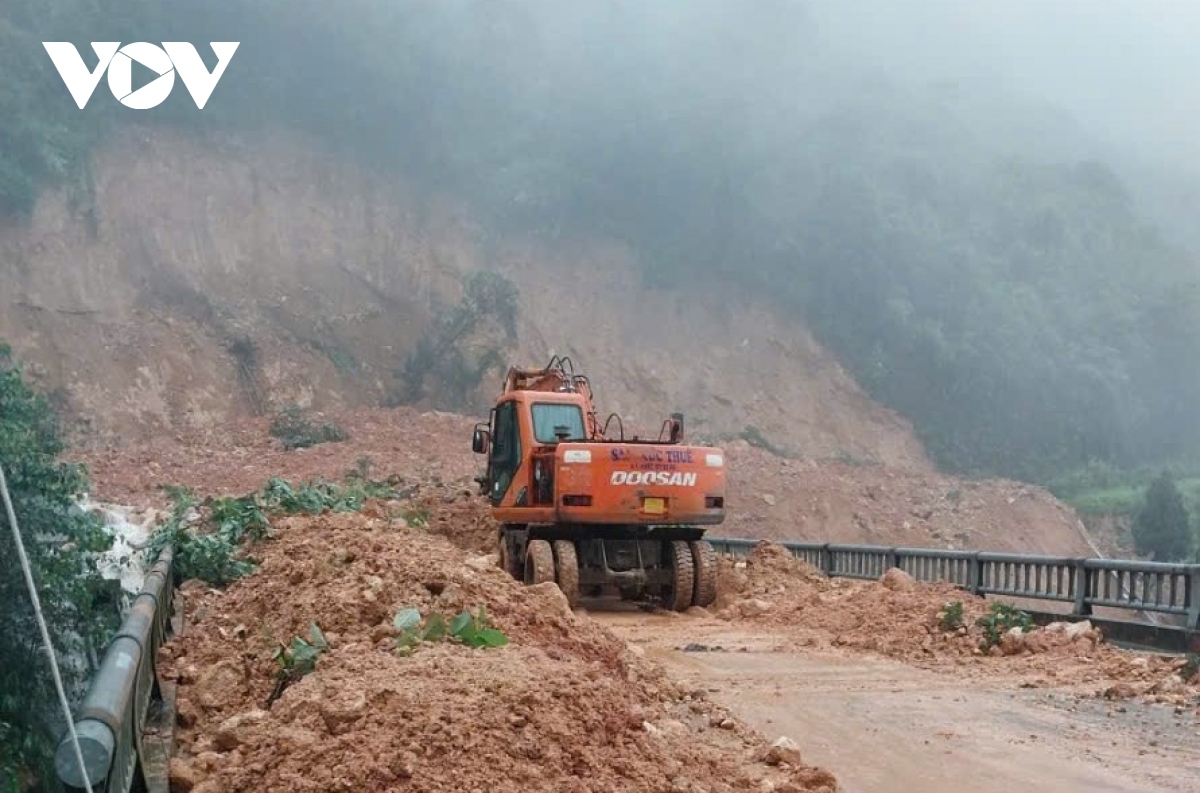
[0,344,115,785]
[976,602,1034,650]
[938,601,965,632]
[269,405,348,451]
[1133,472,1193,561]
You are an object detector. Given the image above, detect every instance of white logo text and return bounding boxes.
[42,42,239,109]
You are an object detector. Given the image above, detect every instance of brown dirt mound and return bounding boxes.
[714,542,1200,706]
[163,518,838,793]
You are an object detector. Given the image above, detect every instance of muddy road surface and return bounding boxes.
[596,613,1200,793]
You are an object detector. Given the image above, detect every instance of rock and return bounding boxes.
[763,736,803,767]
[1103,682,1138,700]
[214,709,268,751]
[465,554,500,572]
[1151,674,1186,695]
[999,626,1027,656]
[169,758,201,793]
[1064,620,1095,641]
[194,660,244,711]
[761,494,777,507]
[879,568,915,592]
[718,718,736,730]
[736,598,774,618]
[321,691,367,735]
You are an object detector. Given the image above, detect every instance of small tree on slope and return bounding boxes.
[1133,471,1193,561]
[0,344,115,789]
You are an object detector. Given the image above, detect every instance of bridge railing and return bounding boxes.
[55,546,174,793]
[707,537,1200,630]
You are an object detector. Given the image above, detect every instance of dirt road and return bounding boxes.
[596,612,1200,793]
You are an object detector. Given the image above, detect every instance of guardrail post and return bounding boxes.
[968,553,982,596]
[1072,558,1093,617]
[1187,567,1200,630]
[886,547,899,572]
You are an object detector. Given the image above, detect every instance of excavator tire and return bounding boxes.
[665,540,695,612]
[552,540,580,608]
[689,540,718,608]
[498,530,521,580]
[524,539,556,586]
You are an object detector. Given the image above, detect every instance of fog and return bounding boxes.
[5,0,1200,479]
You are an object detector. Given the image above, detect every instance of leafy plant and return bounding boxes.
[267,623,330,706]
[210,494,272,544]
[0,344,115,785]
[450,605,509,648]
[392,606,507,656]
[269,405,348,451]
[938,601,965,632]
[976,602,1034,650]
[147,490,256,586]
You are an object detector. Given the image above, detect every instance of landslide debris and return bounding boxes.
[73,405,1093,559]
[715,542,1200,710]
[162,516,839,793]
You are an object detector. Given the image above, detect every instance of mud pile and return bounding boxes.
[162,517,838,793]
[714,543,1200,706]
[74,404,1094,561]
[721,447,1093,556]
[75,407,481,506]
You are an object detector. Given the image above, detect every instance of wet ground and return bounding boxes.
[597,613,1200,793]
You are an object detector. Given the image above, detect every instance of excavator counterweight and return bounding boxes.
[471,356,726,609]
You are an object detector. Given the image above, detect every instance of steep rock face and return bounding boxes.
[0,128,928,468]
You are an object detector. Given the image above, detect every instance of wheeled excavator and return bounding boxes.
[471,356,726,609]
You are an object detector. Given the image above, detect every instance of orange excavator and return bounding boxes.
[471,356,726,610]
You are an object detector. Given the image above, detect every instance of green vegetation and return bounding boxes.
[396,271,519,411]
[269,406,348,451]
[937,601,965,632]
[268,623,330,706]
[976,602,1034,650]
[392,605,509,656]
[148,474,409,586]
[0,344,115,787]
[1133,472,1194,562]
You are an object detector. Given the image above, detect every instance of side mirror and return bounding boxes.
[472,427,491,455]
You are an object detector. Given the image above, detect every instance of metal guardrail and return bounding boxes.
[707,537,1200,631]
[55,547,174,792]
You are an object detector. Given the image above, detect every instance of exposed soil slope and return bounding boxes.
[162,514,839,793]
[1,127,926,468]
[76,406,1094,557]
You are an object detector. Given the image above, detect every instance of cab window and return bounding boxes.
[531,403,586,443]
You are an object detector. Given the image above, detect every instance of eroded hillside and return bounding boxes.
[0,128,926,469]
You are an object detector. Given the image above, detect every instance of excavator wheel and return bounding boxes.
[690,540,718,608]
[552,540,580,608]
[524,539,556,587]
[499,535,521,580]
[664,541,695,612]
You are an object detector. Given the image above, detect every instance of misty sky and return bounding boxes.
[810,0,1200,167]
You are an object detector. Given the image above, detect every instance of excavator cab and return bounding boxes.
[472,356,726,611]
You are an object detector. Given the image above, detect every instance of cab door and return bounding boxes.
[488,399,522,506]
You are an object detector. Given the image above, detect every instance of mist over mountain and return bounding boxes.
[3,0,1199,481]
